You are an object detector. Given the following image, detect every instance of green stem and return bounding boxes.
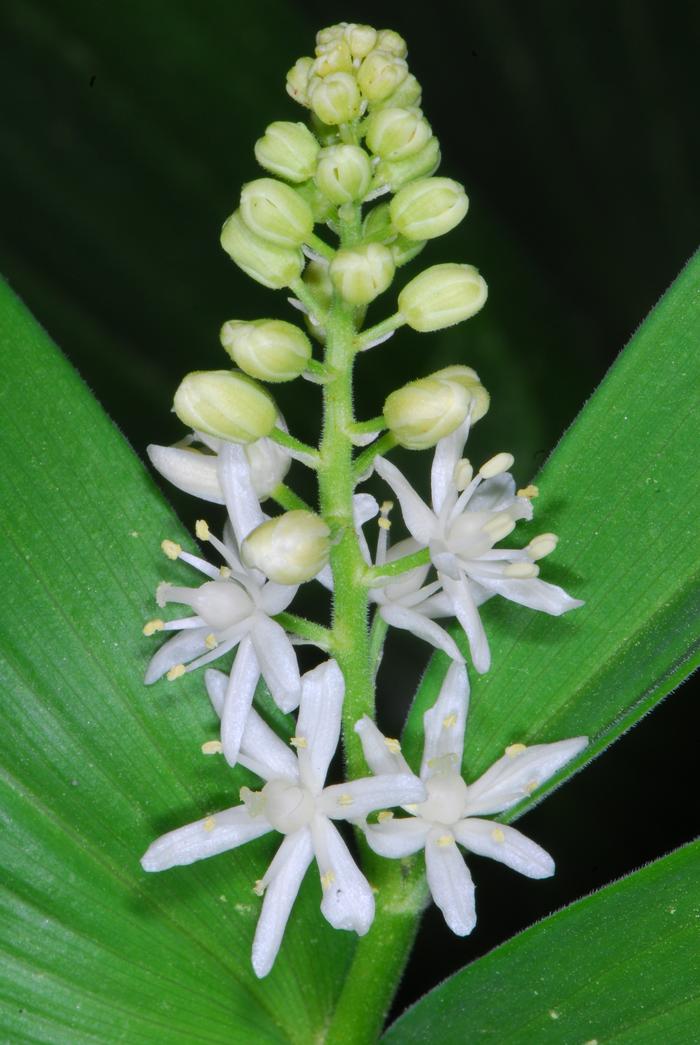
[268,427,320,465]
[354,312,404,352]
[347,416,386,439]
[270,483,312,513]
[353,431,397,482]
[306,232,335,261]
[274,612,333,651]
[363,547,431,586]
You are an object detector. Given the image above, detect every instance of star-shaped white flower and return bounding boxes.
[374,417,583,672]
[356,662,587,936]
[144,443,301,765]
[141,661,426,977]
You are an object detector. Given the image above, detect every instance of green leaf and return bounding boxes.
[401,253,700,814]
[0,279,351,1043]
[383,839,700,1043]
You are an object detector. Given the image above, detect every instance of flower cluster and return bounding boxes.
[140,22,587,980]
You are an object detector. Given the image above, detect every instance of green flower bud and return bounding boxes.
[431,365,490,422]
[254,121,320,184]
[310,111,341,147]
[362,201,393,243]
[315,144,372,204]
[373,136,441,191]
[344,24,377,58]
[309,72,362,125]
[242,510,331,584]
[316,24,346,49]
[220,319,312,382]
[375,29,408,58]
[240,178,314,248]
[330,243,395,305]
[384,375,472,450]
[286,56,314,106]
[365,107,432,161]
[391,235,426,268]
[295,178,336,223]
[357,50,408,102]
[372,73,422,111]
[398,263,488,332]
[312,39,353,77]
[390,177,468,241]
[220,210,303,289]
[174,370,277,444]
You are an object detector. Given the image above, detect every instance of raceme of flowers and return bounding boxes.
[140,21,587,979]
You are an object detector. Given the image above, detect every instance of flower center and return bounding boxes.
[415,771,468,826]
[188,580,254,631]
[262,778,315,834]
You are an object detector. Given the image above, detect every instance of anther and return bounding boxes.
[525,778,539,794]
[205,633,218,650]
[436,834,454,847]
[203,816,216,832]
[253,880,265,897]
[166,664,186,681]
[161,539,182,560]
[384,737,401,754]
[290,735,308,749]
[377,811,394,823]
[517,484,539,498]
[201,740,223,755]
[143,618,164,636]
[503,561,539,579]
[219,565,232,578]
[195,519,210,541]
[479,452,514,479]
[320,870,336,889]
[528,533,558,560]
[442,713,458,729]
[491,827,505,844]
[337,793,353,807]
[454,458,473,490]
[505,743,527,758]
[482,513,516,542]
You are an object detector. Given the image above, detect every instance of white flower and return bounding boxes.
[374,417,583,672]
[356,662,587,936]
[144,443,301,766]
[141,661,426,977]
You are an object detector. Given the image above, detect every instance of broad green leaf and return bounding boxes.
[401,252,700,810]
[0,279,352,1043]
[383,839,700,1043]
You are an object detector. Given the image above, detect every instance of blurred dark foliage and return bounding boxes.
[1,0,697,1027]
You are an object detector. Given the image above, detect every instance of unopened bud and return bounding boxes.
[309,72,362,125]
[242,510,331,584]
[254,122,320,184]
[330,243,395,305]
[221,319,312,382]
[312,39,353,77]
[432,365,490,422]
[315,144,372,204]
[384,376,472,450]
[344,24,377,58]
[398,264,488,332]
[362,202,393,242]
[391,177,468,240]
[357,51,408,102]
[174,370,277,444]
[375,29,408,58]
[365,108,432,161]
[286,57,314,106]
[372,73,422,111]
[373,136,440,192]
[240,178,314,248]
[316,24,345,49]
[220,211,303,289]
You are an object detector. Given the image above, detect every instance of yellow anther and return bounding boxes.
[505,743,527,758]
[380,500,394,515]
[166,663,186,681]
[290,735,308,749]
[482,513,515,542]
[203,816,216,832]
[442,713,458,730]
[384,737,401,754]
[525,778,539,795]
[503,561,539,579]
[161,539,182,560]
[143,618,164,636]
[517,484,539,498]
[436,834,454,847]
[320,870,336,890]
[219,565,232,578]
[337,793,354,807]
[454,458,473,490]
[528,532,558,560]
[378,517,391,530]
[201,740,223,755]
[377,810,394,823]
[491,827,506,844]
[479,452,514,479]
[205,633,218,650]
[195,518,210,541]
[253,879,265,897]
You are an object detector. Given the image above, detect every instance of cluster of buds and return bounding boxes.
[140,23,586,983]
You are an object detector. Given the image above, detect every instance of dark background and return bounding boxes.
[1,0,697,1024]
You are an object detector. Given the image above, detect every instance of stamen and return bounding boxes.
[503,561,540,579]
[253,880,265,896]
[525,778,539,794]
[203,816,216,832]
[290,735,308,749]
[436,834,454,847]
[337,793,353,807]
[201,740,223,755]
[378,517,391,531]
[528,533,558,560]
[320,870,336,889]
[479,452,514,479]
[143,618,164,636]
[205,633,218,650]
[384,737,401,754]
[454,458,473,490]
[220,566,232,578]
[161,539,182,560]
[442,713,458,730]
[195,519,210,541]
[517,484,539,499]
[491,827,505,844]
[482,513,516,543]
[505,743,527,758]
[377,811,394,823]
[166,664,186,681]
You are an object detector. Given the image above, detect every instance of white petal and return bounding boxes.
[315,563,334,591]
[251,614,301,714]
[364,817,431,858]
[141,805,270,871]
[353,492,380,528]
[380,604,465,664]
[147,444,225,503]
[430,416,470,515]
[239,712,300,784]
[476,576,584,616]
[312,816,375,935]
[204,668,228,717]
[144,628,210,684]
[252,828,314,978]
[321,773,425,821]
[420,662,470,779]
[417,591,455,618]
[354,716,412,777]
[424,828,476,936]
[220,637,260,767]
[374,457,438,545]
[217,442,264,545]
[467,473,516,513]
[379,537,431,602]
[463,736,588,816]
[441,572,491,674]
[259,580,298,616]
[294,660,344,792]
[454,818,554,879]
